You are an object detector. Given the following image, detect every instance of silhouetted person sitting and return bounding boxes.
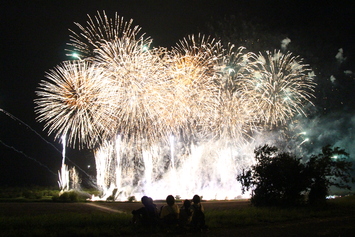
[160,195,179,227]
[179,199,193,229]
[191,194,207,231]
[132,196,158,227]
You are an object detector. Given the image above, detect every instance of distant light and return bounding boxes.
[72,53,81,60]
[326,195,337,199]
[87,165,91,169]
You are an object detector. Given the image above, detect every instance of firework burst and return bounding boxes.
[68,11,146,59]
[94,38,172,147]
[236,50,316,126]
[211,44,261,143]
[35,12,317,200]
[166,34,224,140]
[35,61,115,148]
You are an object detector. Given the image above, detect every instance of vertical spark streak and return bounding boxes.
[58,134,69,192]
[115,135,122,192]
[169,135,175,169]
[62,134,66,165]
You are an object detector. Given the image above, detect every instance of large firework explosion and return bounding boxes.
[35,12,316,200]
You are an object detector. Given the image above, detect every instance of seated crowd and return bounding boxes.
[132,194,207,232]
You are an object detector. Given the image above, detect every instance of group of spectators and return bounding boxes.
[132,194,207,232]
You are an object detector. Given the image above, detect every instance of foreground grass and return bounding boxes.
[0,212,133,236]
[207,196,355,228]
[0,196,354,236]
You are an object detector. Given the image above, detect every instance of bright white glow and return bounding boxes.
[58,164,69,193]
[72,53,81,60]
[93,140,254,200]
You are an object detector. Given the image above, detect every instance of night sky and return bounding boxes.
[1,0,354,188]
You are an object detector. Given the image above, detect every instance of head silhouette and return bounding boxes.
[141,196,149,206]
[166,195,175,206]
[192,195,201,204]
[183,199,191,208]
[148,197,154,205]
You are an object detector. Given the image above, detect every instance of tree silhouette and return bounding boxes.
[238,144,353,206]
[307,145,354,205]
[238,144,308,206]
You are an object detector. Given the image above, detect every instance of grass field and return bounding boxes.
[0,196,354,236]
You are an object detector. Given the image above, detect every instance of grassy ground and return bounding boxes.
[204,196,355,236]
[0,196,354,236]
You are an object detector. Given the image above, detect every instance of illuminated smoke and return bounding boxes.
[281,37,291,51]
[335,48,346,64]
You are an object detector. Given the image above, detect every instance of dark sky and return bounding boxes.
[1,0,354,188]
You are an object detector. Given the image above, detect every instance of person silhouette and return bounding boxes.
[179,199,193,229]
[132,196,158,227]
[160,195,180,227]
[190,194,207,231]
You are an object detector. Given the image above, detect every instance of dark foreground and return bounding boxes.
[0,199,354,236]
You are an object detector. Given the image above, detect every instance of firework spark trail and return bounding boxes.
[58,135,70,191]
[34,12,316,200]
[1,108,61,152]
[0,140,57,176]
[0,108,92,179]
